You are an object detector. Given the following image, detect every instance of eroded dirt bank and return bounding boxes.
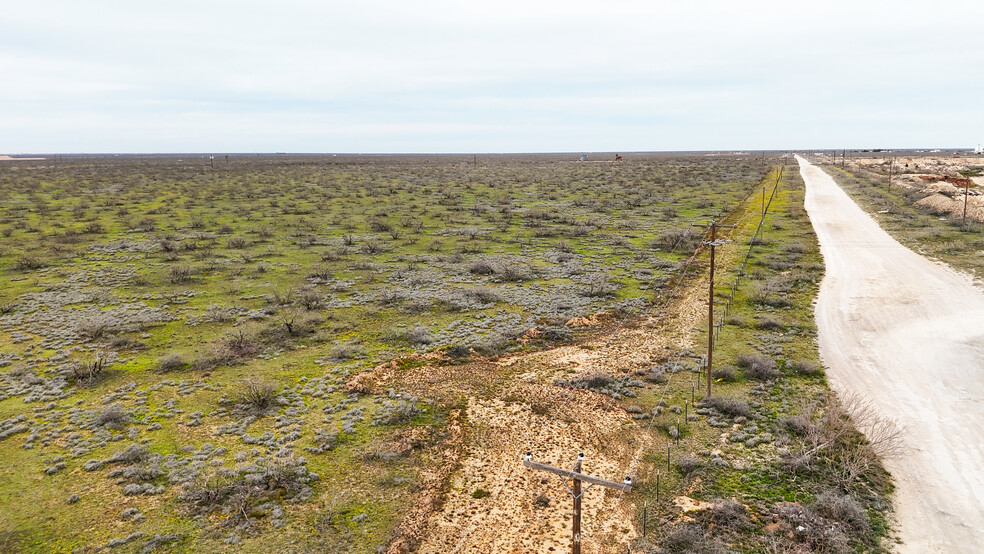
[801,156,984,552]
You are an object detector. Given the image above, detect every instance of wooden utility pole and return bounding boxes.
[963,180,970,227]
[888,157,895,187]
[523,453,632,554]
[692,221,735,397]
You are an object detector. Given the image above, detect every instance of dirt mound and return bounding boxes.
[914,193,984,222]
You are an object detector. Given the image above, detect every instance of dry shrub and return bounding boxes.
[749,276,792,307]
[736,353,779,381]
[14,255,46,271]
[756,317,783,331]
[468,260,494,275]
[661,524,705,553]
[707,499,752,531]
[463,286,500,304]
[773,503,851,553]
[168,266,193,284]
[783,393,903,490]
[330,342,365,361]
[235,380,280,415]
[813,491,871,538]
[155,354,186,373]
[712,365,738,382]
[94,403,131,430]
[675,454,701,475]
[179,458,313,529]
[698,395,751,417]
[404,325,434,345]
[298,289,324,310]
[71,356,109,385]
[654,228,703,252]
[660,524,729,553]
[790,359,822,376]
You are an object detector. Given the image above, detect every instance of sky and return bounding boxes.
[2,0,982,153]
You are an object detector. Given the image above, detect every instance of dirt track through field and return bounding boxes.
[801,156,984,552]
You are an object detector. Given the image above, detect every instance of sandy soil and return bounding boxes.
[362,253,721,552]
[801,156,984,552]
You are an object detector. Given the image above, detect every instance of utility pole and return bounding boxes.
[963,180,970,228]
[692,221,735,397]
[523,452,632,554]
[888,157,895,187]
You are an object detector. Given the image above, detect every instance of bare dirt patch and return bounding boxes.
[361,243,741,552]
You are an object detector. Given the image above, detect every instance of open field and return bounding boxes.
[0,154,894,552]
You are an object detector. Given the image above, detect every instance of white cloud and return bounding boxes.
[1,0,982,151]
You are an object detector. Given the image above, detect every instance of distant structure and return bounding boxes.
[578,154,587,161]
[975,144,983,154]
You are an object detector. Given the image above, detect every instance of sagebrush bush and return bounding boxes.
[330,342,365,361]
[790,359,822,376]
[780,414,812,436]
[94,403,131,430]
[676,455,701,475]
[736,353,779,381]
[404,325,434,345]
[155,354,186,373]
[555,372,643,399]
[713,365,738,382]
[464,286,500,304]
[109,336,144,350]
[699,396,751,417]
[757,317,783,331]
[654,228,702,252]
[750,276,793,307]
[372,400,421,425]
[446,345,471,359]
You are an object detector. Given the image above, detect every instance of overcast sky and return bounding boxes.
[2,0,982,153]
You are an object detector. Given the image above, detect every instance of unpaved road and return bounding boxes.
[801,156,984,552]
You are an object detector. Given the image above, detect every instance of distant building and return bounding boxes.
[975,144,983,154]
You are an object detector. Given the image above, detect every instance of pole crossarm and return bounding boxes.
[522,459,633,493]
[703,239,731,247]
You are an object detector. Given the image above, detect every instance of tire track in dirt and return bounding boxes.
[801,156,984,552]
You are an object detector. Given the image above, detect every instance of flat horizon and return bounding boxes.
[3,147,980,157]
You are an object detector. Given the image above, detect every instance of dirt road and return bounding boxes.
[800,156,984,552]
